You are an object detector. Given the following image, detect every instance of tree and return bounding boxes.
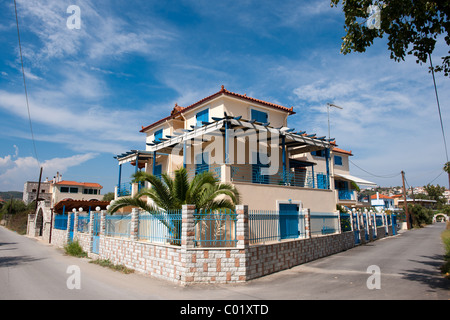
[108,168,240,244]
[423,183,446,207]
[102,192,115,202]
[444,161,450,189]
[330,0,450,76]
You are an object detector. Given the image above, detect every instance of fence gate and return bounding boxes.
[92,213,101,254]
[392,214,397,235]
[69,213,75,242]
[362,213,369,241]
[279,203,299,239]
[352,213,360,245]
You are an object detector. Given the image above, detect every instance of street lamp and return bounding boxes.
[326,103,343,140]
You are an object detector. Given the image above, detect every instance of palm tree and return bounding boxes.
[108,167,240,244]
[444,162,450,190]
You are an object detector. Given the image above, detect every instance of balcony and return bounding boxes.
[230,164,329,189]
[337,189,356,201]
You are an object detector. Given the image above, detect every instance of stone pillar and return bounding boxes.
[235,205,249,249]
[130,208,139,241]
[180,204,196,285]
[304,208,311,239]
[73,211,79,241]
[181,205,195,249]
[100,210,106,236]
[88,208,95,253]
[66,212,72,244]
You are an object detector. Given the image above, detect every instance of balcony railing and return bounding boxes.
[230,164,329,189]
[338,189,355,201]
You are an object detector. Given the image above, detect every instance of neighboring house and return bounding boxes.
[23,180,52,206]
[371,193,395,212]
[27,172,104,241]
[50,180,103,208]
[114,86,372,214]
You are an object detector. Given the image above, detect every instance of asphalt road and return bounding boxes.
[0,223,448,301]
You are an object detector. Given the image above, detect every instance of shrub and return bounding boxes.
[441,229,450,279]
[64,240,87,258]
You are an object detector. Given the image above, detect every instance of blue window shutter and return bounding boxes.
[196,108,209,126]
[154,129,163,142]
[251,109,268,123]
[334,156,343,165]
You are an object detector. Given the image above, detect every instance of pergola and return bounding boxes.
[115,113,335,188]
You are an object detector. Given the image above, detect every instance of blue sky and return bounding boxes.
[0,0,449,193]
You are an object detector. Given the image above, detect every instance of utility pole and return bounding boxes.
[401,171,411,229]
[34,167,43,215]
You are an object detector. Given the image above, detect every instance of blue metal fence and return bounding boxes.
[230,165,328,189]
[54,214,68,230]
[105,214,131,238]
[193,209,237,247]
[340,213,352,232]
[310,213,339,236]
[138,210,182,245]
[77,214,90,233]
[248,210,307,244]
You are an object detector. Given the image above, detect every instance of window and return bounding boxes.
[196,108,209,127]
[154,129,163,142]
[251,109,268,123]
[60,187,69,193]
[69,187,78,193]
[311,150,326,157]
[334,155,343,166]
[83,188,98,195]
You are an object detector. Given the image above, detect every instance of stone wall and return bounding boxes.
[39,205,397,286]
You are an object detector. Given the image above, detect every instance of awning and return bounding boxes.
[334,173,377,187]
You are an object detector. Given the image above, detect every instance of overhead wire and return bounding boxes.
[429,53,449,164]
[13,0,40,167]
[349,159,401,179]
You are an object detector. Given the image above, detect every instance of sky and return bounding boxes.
[0,0,449,194]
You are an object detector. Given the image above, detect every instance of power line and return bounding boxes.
[349,160,401,179]
[429,53,449,164]
[13,0,40,166]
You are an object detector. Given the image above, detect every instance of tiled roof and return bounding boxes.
[140,85,295,133]
[371,194,394,199]
[54,180,103,189]
[332,147,353,156]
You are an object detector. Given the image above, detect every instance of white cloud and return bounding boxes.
[0,149,98,191]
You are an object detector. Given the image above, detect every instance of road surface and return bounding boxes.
[0,223,448,300]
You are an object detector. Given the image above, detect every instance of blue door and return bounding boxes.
[352,213,361,245]
[279,203,299,239]
[92,213,101,254]
[392,214,397,235]
[69,213,75,242]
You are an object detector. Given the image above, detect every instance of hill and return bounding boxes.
[0,191,23,201]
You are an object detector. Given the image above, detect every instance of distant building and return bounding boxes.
[50,180,103,207]
[23,179,52,206]
[370,192,395,212]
